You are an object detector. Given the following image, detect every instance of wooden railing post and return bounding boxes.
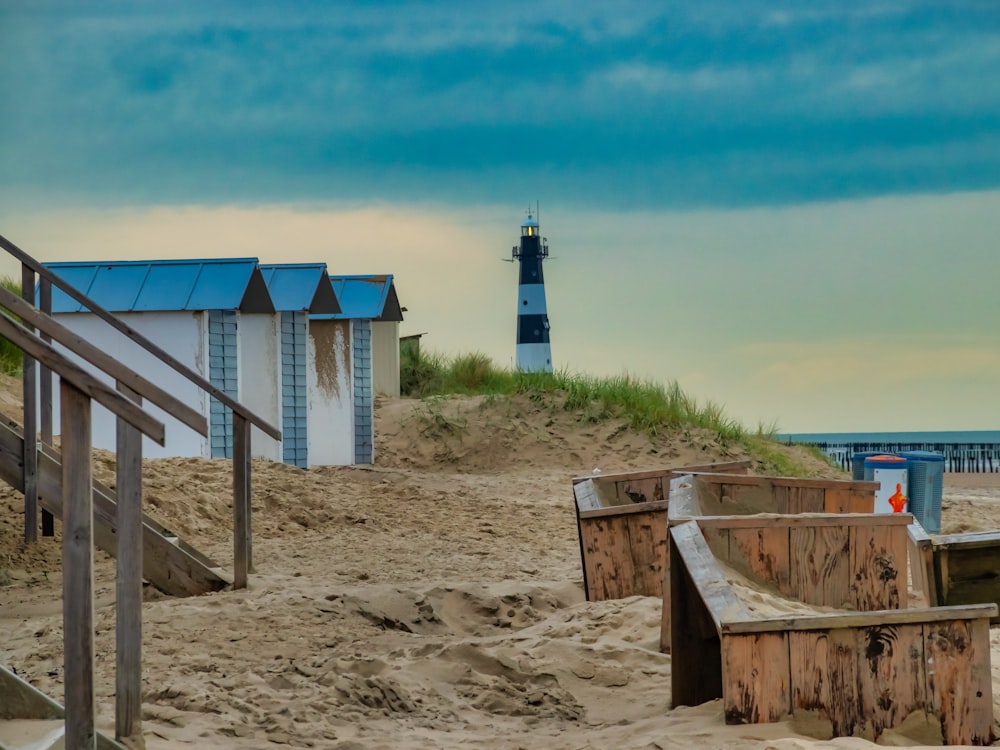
[61,379,96,749]
[38,276,54,536]
[21,264,38,543]
[115,382,143,744]
[233,413,251,589]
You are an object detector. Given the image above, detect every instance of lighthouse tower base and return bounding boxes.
[517,342,552,373]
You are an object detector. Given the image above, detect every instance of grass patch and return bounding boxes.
[0,276,23,375]
[401,347,813,473]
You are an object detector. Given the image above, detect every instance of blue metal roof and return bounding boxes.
[44,258,275,314]
[312,275,403,322]
[259,264,341,314]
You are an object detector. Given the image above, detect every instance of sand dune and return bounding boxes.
[1,391,998,748]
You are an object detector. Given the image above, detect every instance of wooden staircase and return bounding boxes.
[0,666,123,750]
[0,418,229,596]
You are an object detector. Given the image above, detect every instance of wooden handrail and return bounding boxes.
[0,232,281,441]
[0,284,207,436]
[0,314,165,444]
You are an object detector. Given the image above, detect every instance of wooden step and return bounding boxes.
[0,418,230,597]
[0,718,65,750]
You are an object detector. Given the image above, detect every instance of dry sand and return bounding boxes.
[1,388,999,749]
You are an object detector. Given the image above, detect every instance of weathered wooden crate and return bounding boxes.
[925,530,1000,622]
[572,461,751,601]
[660,472,886,651]
[669,472,880,517]
[669,521,996,745]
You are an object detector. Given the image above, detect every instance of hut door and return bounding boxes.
[352,319,373,464]
[208,310,239,458]
[281,311,308,468]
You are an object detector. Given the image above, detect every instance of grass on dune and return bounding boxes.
[0,276,23,376]
[399,347,814,472]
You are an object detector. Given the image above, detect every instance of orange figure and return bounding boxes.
[888,483,907,513]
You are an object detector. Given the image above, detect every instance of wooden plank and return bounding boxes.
[233,413,251,589]
[925,618,993,745]
[670,522,748,629]
[0,314,165,444]
[38,276,54,538]
[789,525,851,607]
[669,532,723,705]
[612,476,665,505]
[21,265,39,544]
[0,284,208,436]
[907,522,937,607]
[846,490,876,514]
[694,514,912,530]
[729,526,791,595]
[667,475,701,522]
[722,632,791,723]
[789,629,860,738]
[573,479,602,512]
[115,383,143,744]
[933,529,1000,549]
[573,459,751,485]
[823,488,876,514]
[850,524,907,611]
[0,232,282,441]
[625,510,667,596]
[778,486,826,514]
[855,623,925,741]
[722,480,778,514]
[579,516,636,600]
[578,499,669,519]
[660,533,671,653]
[722,603,998,635]
[688,473,880,492]
[60,381,96,750]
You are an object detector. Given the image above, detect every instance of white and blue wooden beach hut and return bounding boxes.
[44,258,281,460]
[258,263,343,468]
[314,275,404,464]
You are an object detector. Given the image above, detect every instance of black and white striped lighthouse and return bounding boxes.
[512,209,553,372]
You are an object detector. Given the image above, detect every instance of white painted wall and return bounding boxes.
[47,311,210,458]
[239,312,282,461]
[372,320,400,398]
[306,319,354,466]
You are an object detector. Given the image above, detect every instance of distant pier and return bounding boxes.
[792,441,1000,473]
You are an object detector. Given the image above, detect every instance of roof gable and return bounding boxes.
[45,258,275,314]
[315,275,403,322]
[259,264,341,314]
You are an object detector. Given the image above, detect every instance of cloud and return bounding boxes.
[2,1,1000,209]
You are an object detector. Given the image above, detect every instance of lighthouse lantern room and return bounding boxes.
[512,209,553,373]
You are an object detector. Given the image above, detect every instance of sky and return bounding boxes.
[1,1,998,432]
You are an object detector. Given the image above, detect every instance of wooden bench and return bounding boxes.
[669,521,996,745]
[572,461,751,601]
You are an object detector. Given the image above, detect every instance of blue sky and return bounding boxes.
[1,1,999,431]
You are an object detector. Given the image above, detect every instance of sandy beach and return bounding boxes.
[2,390,1000,749]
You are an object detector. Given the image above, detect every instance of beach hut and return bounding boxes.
[314,274,404,464]
[43,258,281,460]
[259,263,343,468]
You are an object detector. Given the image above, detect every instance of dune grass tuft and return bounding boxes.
[0,276,24,376]
[399,347,814,472]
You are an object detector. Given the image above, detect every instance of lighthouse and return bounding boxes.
[512,209,553,373]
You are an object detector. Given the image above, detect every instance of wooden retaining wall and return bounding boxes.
[572,461,750,601]
[669,522,996,745]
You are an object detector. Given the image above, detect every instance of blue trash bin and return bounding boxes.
[852,451,887,480]
[899,450,945,533]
